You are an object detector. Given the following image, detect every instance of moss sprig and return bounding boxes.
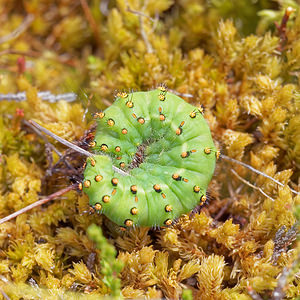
[87,224,124,298]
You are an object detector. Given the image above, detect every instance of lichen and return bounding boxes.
[0,0,300,299]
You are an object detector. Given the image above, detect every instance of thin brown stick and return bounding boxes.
[102,97,113,107]
[0,91,77,102]
[127,2,153,53]
[0,288,10,300]
[127,7,155,22]
[231,169,275,201]
[0,14,34,44]
[0,185,76,225]
[23,119,77,173]
[0,290,10,300]
[139,14,153,54]
[23,120,63,158]
[168,88,194,98]
[275,7,295,52]
[29,120,94,158]
[80,0,101,47]
[29,120,129,176]
[0,49,40,57]
[220,154,299,195]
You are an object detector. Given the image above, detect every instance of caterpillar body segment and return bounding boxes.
[82,89,216,227]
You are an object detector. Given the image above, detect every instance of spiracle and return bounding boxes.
[82,87,217,228]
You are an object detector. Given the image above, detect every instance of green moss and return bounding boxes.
[0,1,300,299]
[88,224,124,298]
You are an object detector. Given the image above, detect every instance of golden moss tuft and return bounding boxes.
[0,1,300,299]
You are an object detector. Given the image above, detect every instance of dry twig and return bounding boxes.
[168,89,194,98]
[80,0,101,47]
[0,288,10,300]
[221,154,299,195]
[0,49,40,57]
[0,184,77,225]
[275,7,295,52]
[126,7,155,22]
[231,169,275,201]
[23,119,77,176]
[29,120,94,158]
[0,91,77,103]
[29,120,129,176]
[127,2,153,53]
[0,14,34,44]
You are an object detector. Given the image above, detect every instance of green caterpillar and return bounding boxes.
[81,87,217,228]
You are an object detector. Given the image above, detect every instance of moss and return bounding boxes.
[87,224,124,298]
[0,1,300,299]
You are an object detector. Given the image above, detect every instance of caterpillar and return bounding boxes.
[0,88,298,228]
[80,87,218,228]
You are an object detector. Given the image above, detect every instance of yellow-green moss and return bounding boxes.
[0,1,299,299]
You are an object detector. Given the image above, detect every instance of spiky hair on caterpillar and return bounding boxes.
[81,86,217,228]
